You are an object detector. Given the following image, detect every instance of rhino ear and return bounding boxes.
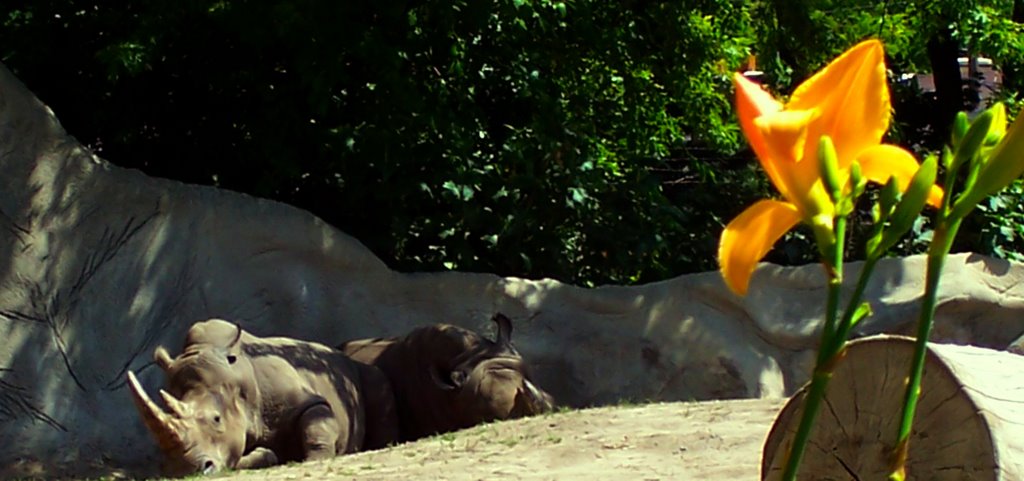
[229,323,243,348]
[154,346,174,372]
[226,323,243,364]
[492,313,513,346]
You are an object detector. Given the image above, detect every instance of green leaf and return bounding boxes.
[849,301,872,329]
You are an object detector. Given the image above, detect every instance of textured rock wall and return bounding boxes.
[2,62,1023,476]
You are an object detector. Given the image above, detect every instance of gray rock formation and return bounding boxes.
[2,61,1023,476]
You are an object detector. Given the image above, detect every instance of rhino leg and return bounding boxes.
[298,403,345,460]
[1008,332,1024,355]
[357,363,399,450]
[236,447,279,469]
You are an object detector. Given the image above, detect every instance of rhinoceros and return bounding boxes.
[127,319,398,476]
[338,313,555,441]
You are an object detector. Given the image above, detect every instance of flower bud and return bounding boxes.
[984,103,1007,147]
[951,111,969,152]
[878,176,901,217]
[818,135,842,202]
[950,108,994,175]
[874,153,937,256]
[951,112,1024,220]
[850,161,867,199]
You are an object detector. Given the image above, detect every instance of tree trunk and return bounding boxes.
[762,335,1024,480]
[770,0,817,82]
[927,26,963,141]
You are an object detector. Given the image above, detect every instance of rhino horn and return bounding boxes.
[160,389,192,418]
[492,313,513,346]
[127,371,186,453]
[522,379,555,412]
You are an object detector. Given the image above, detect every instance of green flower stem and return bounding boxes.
[781,217,846,481]
[888,219,961,481]
[827,254,881,354]
[781,368,832,481]
[821,216,847,367]
[819,262,842,354]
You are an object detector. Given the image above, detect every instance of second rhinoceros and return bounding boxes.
[127,319,398,477]
[339,313,555,441]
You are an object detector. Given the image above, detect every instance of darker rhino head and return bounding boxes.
[432,313,555,426]
[128,320,260,477]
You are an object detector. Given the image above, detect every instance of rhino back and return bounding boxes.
[242,337,367,458]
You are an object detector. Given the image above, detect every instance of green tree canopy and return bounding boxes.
[4,1,1024,285]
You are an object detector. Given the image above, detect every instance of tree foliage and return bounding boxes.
[3,1,1024,286]
[2,0,758,286]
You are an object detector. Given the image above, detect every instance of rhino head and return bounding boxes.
[434,313,555,425]
[128,321,261,476]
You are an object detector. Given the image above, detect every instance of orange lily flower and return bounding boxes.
[720,39,943,296]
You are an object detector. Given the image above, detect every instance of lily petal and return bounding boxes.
[735,73,786,193]
[857,144,944,207]
[790,39,890,169]
[753,110,836,217]
[719,199,802,295]
[753,110,816,166]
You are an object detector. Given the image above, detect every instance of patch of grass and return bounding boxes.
[616,397,639,407]
[546,434,563,444]
[333,466,359,476]
[496,431,543,448]
[461,436,481,452]
[469,424,501,439]
[438,432,457,443]
[615,396,658,407]
[89,478,151,481]
[544,405,574,417]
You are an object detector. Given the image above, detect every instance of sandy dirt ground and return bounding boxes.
[216,397,786,481]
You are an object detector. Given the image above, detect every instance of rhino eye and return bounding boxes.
[226,355,237,364]
[213,415,221,424]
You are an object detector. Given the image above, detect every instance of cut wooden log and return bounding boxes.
[762,335,1024,480]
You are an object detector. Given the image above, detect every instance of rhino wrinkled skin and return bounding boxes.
[127,319,398,476]
[339,313,556,441]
